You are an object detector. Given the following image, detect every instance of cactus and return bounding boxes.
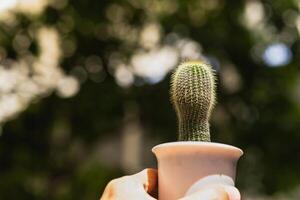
[170,61,216,142]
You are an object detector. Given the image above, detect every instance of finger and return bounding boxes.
[179,186,229,200]
[100,169,158,200]
[222,185,241,200]
[132,168,158,198]
[100,180,115,200]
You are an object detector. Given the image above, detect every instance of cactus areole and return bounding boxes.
[171,61,216,142]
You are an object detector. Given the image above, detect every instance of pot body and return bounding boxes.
[152,141,243,200]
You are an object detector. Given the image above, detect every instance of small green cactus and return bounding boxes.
[170,61,216,142]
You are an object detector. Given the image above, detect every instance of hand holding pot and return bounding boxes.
[101,61,243,200]
[100,168,240,200]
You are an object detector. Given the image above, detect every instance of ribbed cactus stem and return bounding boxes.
[171,61,216,142]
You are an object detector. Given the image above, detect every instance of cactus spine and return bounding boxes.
[170,61,216,142]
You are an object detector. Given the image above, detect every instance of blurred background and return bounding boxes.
[0,0,300,199]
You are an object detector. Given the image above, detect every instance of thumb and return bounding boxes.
[179,186,230,200]
[180,185,241,200]
[222,185,241,200]
[132,168,158,198]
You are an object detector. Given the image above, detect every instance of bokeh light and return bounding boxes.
[262,43,292,67]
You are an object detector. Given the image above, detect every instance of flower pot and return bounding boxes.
[152,141,243,200]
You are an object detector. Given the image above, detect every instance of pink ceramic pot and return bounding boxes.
[152,141,243,200]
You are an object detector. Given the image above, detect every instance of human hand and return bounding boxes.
[100,168,158,200]
[100,168,240,200]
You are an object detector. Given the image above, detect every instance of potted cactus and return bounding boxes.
[152,61,243,200]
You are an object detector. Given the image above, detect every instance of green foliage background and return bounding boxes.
[1,0,300,199]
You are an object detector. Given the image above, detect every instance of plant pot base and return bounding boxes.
[152,141,243,200]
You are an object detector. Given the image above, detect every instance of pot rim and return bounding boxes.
[152,141,243,157]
